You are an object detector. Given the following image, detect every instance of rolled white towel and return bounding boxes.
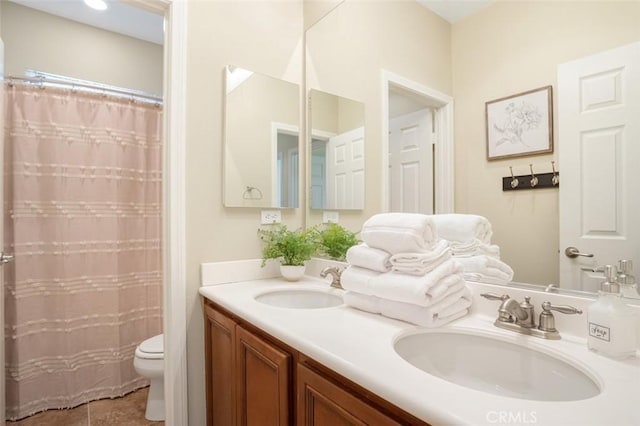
[431,214,493,244]
[344,287,471,327]
[361,213,438,254]
[346,243,391,273]
[456,255,514,282]
[341,261,465,306]
[390,240,451,276]
[449,240,500,258]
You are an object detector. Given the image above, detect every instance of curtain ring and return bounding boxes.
[551,161,559,186]
[509,166,519,189]
[529,164,538,187]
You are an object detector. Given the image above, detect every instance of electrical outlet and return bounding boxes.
[322,211,339,223]
[261,210,282,225]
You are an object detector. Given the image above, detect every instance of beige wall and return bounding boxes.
[306,0,452,231]
[0,1,162,94]
[451,0,640,285]
[310,90,364,135]
[185,1,303,424]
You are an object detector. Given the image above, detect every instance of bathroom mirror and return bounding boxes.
[305,0,451,231]
[223,65,300,208]
[303,0,640,298]
[309,89,365,210]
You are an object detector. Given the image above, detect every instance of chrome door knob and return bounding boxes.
[0,253,14,264]
[565,246,594,258]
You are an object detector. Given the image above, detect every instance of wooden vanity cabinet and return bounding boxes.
[204,304,236,426]
[205,302,292,426]
[297,364,399,425]
[204,300,429,426]
[235,325,291,426]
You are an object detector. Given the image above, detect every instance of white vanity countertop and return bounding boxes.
[199,277,640,426]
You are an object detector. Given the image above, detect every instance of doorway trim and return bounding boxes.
[381,70,454,214]
[130,0,188,425]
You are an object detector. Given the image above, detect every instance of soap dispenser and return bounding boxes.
[617,260,638,298]
[587,265,638,359]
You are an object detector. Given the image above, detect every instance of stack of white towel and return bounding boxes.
[342,213,472,327]
[431,214,513,285]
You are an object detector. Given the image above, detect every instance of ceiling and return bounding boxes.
[418,0,494,23]
[7,0,493,47]
[8,0,164,45]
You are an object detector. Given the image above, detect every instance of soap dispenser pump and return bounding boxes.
[617,260,638,298]
[587,265,638,359]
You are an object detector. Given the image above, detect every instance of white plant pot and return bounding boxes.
[280,264,306,282]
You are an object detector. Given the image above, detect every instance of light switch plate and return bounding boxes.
[261,210,282,225]
[322,211,339,223]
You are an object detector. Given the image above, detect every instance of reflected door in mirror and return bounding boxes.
[389,108,433,213]
[558,42,640,292]
[309,89,365,210]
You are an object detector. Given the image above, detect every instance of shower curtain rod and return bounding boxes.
[4,72,163,106]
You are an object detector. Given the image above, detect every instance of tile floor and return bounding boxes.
[7,387,163,426]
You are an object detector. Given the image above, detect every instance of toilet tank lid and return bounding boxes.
[139,334,163,354]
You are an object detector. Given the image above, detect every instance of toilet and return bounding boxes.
[133,334,164,421]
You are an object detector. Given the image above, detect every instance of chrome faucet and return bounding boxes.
[320,266,343,289]
[481,293,582,340]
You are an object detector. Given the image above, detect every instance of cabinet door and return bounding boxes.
[204,305,236,426]
[236,325,291,426]
[297,364,401,426]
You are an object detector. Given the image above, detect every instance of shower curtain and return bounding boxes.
[3,84,163,420]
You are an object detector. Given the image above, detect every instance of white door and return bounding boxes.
[326,127,365,209]
[389,108,433,213]
[558,42,640,292]
[0,36,6,426]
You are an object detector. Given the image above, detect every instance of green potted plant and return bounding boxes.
[258,224,318,281]
[316,223,360,261]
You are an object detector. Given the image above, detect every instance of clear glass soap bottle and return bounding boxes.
[587,265,638,359]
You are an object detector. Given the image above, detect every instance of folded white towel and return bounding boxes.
[456,255,514,282]
[463,273,512,285]
[346,243,391,273]
[361,213,438,254]
[344,288,471,327]
[431,214,493,244]
[341,261,464,306]
[449,239,500,258]
[389,240,451,275]
[340,265,379,291]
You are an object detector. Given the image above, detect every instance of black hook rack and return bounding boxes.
[503,162,559,191]
[502,171,559,191]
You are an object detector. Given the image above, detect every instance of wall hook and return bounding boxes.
[551,161,559,186]
[509,166,519,188]
[529,164,538,187]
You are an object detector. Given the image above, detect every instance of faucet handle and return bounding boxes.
[480,293,509,301]
[538,301,582,333]
[541,302,582,315]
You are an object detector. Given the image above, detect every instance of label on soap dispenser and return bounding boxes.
[589,322,610,342]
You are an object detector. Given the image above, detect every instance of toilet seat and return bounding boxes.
[135,334,164,360]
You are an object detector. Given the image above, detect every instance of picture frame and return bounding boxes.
[485,86,553,161]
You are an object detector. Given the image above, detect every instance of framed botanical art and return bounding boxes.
[485,86,553,161]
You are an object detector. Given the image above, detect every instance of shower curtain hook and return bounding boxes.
[509,166,519,189]
[529,164,538,187]
[551,161,559,186]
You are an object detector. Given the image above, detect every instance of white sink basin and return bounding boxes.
[394,330,601,401]
[255,288,343,309]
